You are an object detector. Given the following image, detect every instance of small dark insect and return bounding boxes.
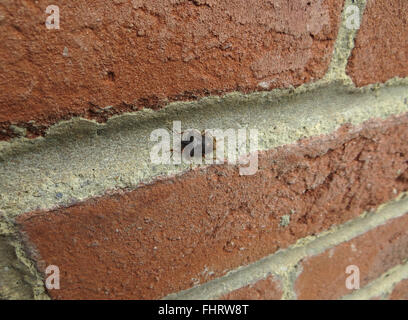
[180,130,215,158]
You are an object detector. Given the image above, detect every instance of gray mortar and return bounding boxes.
[325,0,367,82]
[0,237,34,299]
[1,0,407,300]
[280,215,291,228]
[0,214,50,300]
[1,82,407,220]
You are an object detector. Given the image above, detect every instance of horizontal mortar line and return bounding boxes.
[342,261,408,300]
[2,75,407,151]
[164,193,408,300]
[1,81,408,217]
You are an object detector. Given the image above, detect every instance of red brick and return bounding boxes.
[389,279,408,300]
[295,213,408,300]
[0,0,344,139]
[221,275,283,300]
[17,114,408,299]
[347,0,408,86]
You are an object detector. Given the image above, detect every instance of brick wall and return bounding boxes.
[1,0,408,300]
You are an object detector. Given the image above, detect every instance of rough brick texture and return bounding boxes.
[221,275,283,300]
[17,114,408,299]
[295,213,408,300]
[0,0,344,139]
[347,0,408,86]
[3,0,408,301]
[389,280,408,300]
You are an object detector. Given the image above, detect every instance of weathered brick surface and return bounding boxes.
[16,114,408,299]
[389,279,408,300]
[0,0,344,139]
[347,0,408,86]
[221,275,283,300]
[295,213,408,300]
